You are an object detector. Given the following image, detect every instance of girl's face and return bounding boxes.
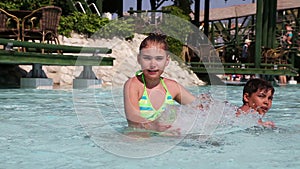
[244,89,273,116]
[138,45,169,80]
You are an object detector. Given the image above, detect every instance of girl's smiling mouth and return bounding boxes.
[147,69,159,75]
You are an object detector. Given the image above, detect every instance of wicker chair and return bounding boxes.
[262,47,289,64]
[21,6,62,50]
[0,8,20,40]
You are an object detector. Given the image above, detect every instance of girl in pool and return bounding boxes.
[237,78,275,128]
[123,33,196,132]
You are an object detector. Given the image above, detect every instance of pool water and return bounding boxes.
[0,85,299,169]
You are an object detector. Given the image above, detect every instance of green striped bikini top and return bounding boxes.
[136,71,175,121]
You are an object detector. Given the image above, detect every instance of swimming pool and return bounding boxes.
[1,85,299,169]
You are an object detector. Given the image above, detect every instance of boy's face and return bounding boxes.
[243,89,273,116]
[138,46,169,79]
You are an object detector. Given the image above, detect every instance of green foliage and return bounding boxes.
[0,1,17,10]
[58,12,109,38]
[57,14,74,37]
[167,37,184,59]
[159,6,193,57]
[0,0,53,10]
[94,16,135,39]
[58,12,134,39]
[171,0,193,16]
[163,5,191,21]
[135,5,192,58]
[0,0,73,15]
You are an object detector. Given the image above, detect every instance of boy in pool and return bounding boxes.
[237,78,275,128]
[123,33,196,132]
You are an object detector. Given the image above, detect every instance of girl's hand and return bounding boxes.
[141,120,171,132]
[152,120,172,132]
[160,128,181,137]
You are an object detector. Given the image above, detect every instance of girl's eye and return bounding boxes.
[142,56,151,60]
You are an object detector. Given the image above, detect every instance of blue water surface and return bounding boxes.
[0,85,299,169]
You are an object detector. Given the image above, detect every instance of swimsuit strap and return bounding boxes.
[136,70,174,121]
[138,70,167,93]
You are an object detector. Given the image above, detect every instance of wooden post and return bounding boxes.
[204,0,210,37]
[268,0,277,48]
[137,0,142,17]
[255,0,263,69]
[211,21,214,45]
[262,0,269,47]
[235,17,239,44]
[194,0,200,27]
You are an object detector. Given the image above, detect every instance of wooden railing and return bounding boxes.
[0,38,114,78]
[0,38,114,66]
[189,62,299,76]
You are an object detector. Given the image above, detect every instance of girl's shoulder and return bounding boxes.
[162,77,178,85]
[162,78,180,94]
[124,76,144,89]
[125,76,140,84]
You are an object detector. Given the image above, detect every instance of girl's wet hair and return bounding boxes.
[242,78,275,104]
[139,33,168,51]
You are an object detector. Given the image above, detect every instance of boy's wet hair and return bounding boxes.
[242,78,275,104]
[139,33,168,51]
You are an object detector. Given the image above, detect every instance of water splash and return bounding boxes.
[158,93,261,138]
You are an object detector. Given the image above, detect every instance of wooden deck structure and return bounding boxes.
[189,0,300,77]
[127,0,299,77]
[0,38,114,79]
[197,0,300,22]
[1,0,299,83]
[0,38,114,66]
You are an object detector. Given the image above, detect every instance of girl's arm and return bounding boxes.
[123,78,148,125]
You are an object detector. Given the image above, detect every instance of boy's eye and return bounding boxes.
[155,56,164,60]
